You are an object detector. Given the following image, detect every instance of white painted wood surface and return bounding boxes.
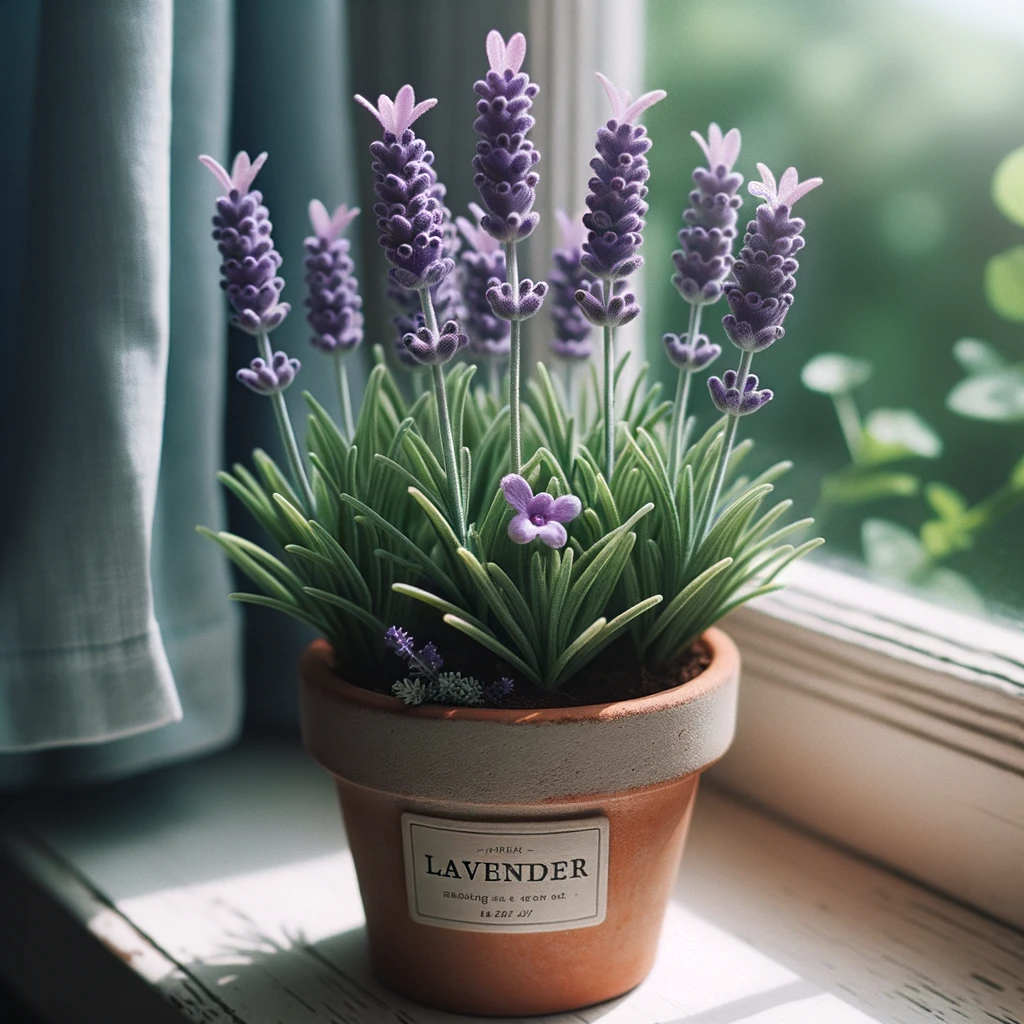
[1,738,1021,1024]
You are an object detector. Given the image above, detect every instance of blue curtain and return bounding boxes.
[0,0,529,788]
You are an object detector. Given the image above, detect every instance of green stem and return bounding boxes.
[488,357,500,400]
[604,313,615,479]
[702,349,753,541]
[505,241,522,473]
[832,390,863,464]
[418,288,466,544]
[335,353,356,443]
[669,303,703,484]
[258,328,315,513]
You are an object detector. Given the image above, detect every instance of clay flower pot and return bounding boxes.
[299,627,739,1017]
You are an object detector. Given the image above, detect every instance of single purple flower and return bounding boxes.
[483,676,515,703]
[486,276,548,322]
[578,75,666,287]
[402,319,468,366]
[456,203,510,357]
[355,85,455,291]
[548,210,595,362]
[722,163,823,352]
[472,31,541,244]
[236,351,301,395]
[199,151,291,335]
[707,368,774,416]
[663,332,721,373]
[501,474,582,549]
[672,123,743,307]
[304,200,364,353]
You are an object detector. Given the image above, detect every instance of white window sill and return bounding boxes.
[716,560,1024,930]
[1,737,1021,1023]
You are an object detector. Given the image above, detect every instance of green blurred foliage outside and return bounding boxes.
[643,0,1024,618]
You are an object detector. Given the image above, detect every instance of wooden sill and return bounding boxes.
[1,737,1021,1024]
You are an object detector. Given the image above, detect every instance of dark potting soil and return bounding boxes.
[345,631,712,710]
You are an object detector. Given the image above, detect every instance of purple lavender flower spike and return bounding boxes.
[387,274,463,368]
[472,31,541,244]
[663,332,722,372]
[456,203,511,356]
[304,200,364,353]
[578,75,665,286]
[402,319,467,366]
[355,85,456,291]
[707,368,774,416]
[236,351,301,395]
[199,151,291,335]
[549,210,595,362]
[501,473,582,549]
[672,124,743,307]
[384,625,415,657]
[722,163,823,352]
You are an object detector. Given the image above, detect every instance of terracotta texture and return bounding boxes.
[299,628,740,1016]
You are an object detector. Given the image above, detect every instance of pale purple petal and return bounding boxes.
[326,203,359,241]
[690,130,712,166]
[504,32,527,73]
[354,93,384,127]
[456,202,501,254]
[778,174,823,208]
[621,88,667,124]
[526,492,556,519]
[694,123,742,171]
[536,521,568,549]
[486,29,505,73]
[308,198,331,238]
[501,473,533,513]
[231,151,266,194]
[394,85,415,135]
[377,94,396,133]
[777,167,799,198]
[749,162,779,203]
[549,494,582,523]
[198,154,232,193]
[595,72,630,121]
[508,513,539,545]
[720,127,741,171]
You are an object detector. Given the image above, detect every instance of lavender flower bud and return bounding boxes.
[199,151,291,335]
[663,333,722,372]
[387,275,463,368]
[236,351,301,395]
[484,676,515,703]
[708,369,773,416]
[472,31,541,244]
[304,200,364,353]
[548,210,595,362]
[722,164,823,352]
[672,124,743,307]
[355,86,455,291]
[486,277,548,322]
[456,203,510,356]
[402,319,467,366]
[579,75,666,285]
[574,280,640,329]
[385,625,415,657]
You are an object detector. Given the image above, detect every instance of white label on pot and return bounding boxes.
[401,813,609,933]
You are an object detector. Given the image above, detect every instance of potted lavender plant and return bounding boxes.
[199,29,822,1016]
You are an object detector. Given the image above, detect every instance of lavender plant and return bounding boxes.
[200,29,825,704]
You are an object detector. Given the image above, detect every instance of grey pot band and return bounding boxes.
[300,628,739,804]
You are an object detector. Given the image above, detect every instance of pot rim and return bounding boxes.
[299,626,737,725]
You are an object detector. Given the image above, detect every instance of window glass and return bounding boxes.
[644,0,1024,621]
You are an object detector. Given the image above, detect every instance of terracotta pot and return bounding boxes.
[299,627,739,1016]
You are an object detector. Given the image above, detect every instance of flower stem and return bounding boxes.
[603,313,615,479]
[702,349,753,542]
[832,390,863,464]
[257,328,315,513]
[505,240,522,473]
[419,288,466,544]
[669,303,702,484]
[335,353,356,443]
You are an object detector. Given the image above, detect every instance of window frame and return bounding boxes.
[713,560,1024,929]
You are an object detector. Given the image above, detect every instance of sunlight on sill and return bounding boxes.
[95,850,882,1023]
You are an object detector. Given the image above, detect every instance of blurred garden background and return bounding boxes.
[641,0,1024,620]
